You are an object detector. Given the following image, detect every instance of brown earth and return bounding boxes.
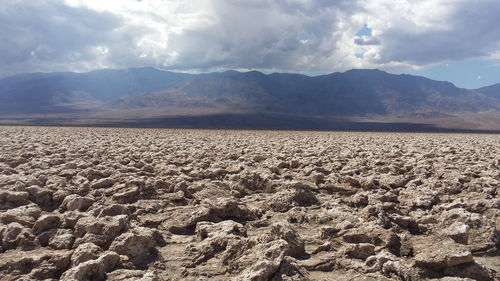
[0,126,498,281]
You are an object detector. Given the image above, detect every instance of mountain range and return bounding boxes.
[0,67,499,131]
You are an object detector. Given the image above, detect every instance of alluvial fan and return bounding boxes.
[0,126,498,281]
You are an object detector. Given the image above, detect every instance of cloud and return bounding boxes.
[354,36,380,46]
[163,0,362,71]
[0,0,499,77]
[0,0,158,77]
[360,0,500,66]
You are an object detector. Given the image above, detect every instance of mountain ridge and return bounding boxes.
[476,83,500,99]
[114,68,499,115]
[1,67,499,131]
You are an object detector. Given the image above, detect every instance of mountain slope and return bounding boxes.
[476,83,500,99]
[0,67,192,114]
[115,69,500,116]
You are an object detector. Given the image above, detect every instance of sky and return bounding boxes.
[1,0,499,89]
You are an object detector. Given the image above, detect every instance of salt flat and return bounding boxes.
[0,126,499,280]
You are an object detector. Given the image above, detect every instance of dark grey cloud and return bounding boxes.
[0,0,151,76]
[371,0,500,65]
[0,0,499,77]
[354,36,380,46]
[165,0,360,71]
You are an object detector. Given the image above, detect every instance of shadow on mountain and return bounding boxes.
[9,113,499,133]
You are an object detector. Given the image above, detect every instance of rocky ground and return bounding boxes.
[0,126,498,281]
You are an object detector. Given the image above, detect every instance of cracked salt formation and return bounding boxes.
[0,126,498,281]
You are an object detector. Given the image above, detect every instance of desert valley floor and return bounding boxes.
[0,126,499,281]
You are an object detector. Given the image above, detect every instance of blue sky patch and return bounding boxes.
[355,24,372,37]
[407,59,500,89]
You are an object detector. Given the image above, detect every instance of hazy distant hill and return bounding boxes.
[0,67,499,131]
[0,67,192,114]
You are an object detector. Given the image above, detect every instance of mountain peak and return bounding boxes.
[342,69,391,78]
[344,68,385,73]
[220,70,265,76]
[244,70,265,75]
[221,70,241,75]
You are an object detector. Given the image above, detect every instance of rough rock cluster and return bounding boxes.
[0,126,498,281]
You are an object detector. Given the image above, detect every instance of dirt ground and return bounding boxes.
[0,126,498,281]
